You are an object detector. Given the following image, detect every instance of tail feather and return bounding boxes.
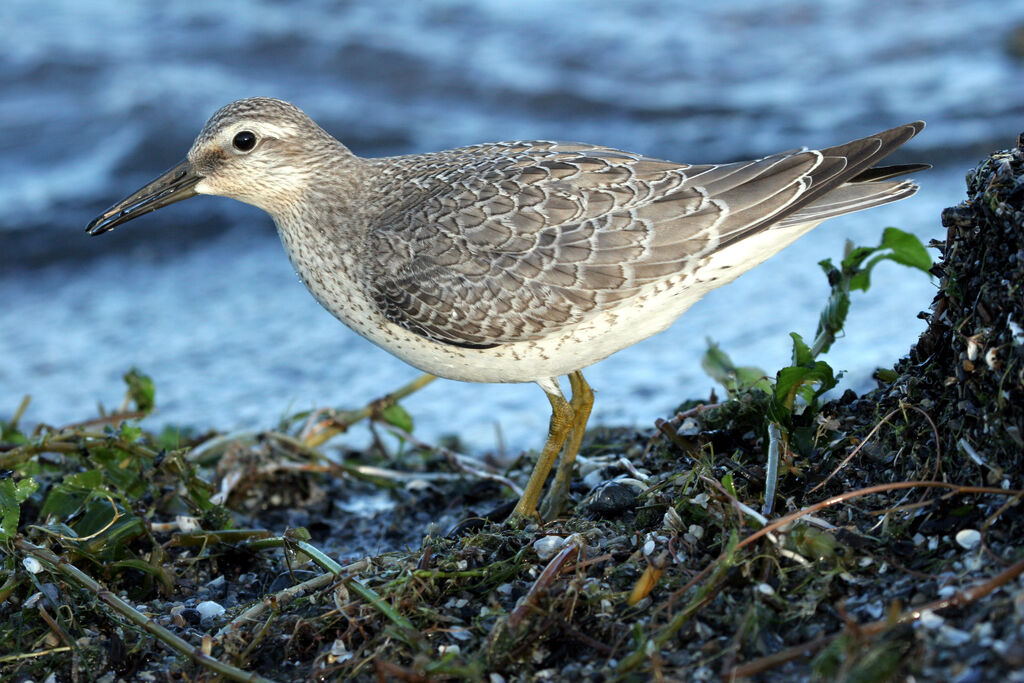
[773,178,920,229]
[849,162,931,183]
[718,121,926,247]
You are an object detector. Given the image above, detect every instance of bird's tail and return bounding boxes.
[770,127,930,230]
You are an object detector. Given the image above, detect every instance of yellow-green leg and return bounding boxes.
[510,379,574,523]
[540,371,594,520]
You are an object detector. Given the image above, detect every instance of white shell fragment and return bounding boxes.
[955,529,981,550]
[176,515,201,532]
[24,591,45,609]
[533,535,567,560]
[662,506,684,533]
[196,600,226,619]
[329,639,354,663]
[917,609,944,629]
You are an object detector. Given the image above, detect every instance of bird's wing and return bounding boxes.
[363,123,924,348]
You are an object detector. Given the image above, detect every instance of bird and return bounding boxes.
[86,97,926,522]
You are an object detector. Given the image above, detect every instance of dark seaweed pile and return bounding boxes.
[886,134,1024,477]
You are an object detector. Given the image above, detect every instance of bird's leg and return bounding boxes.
[510,380,574,523]
[540,371,594,519]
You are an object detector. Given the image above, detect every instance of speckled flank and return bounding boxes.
[176,99,925,390]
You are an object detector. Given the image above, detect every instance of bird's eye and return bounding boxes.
[232,131,257,152]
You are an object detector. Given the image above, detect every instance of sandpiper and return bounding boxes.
[87,98,926,521]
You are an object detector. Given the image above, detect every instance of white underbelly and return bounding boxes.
[298,219,822,384]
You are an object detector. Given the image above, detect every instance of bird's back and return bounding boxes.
[354,123,924,357]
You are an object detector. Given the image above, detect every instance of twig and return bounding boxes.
[216,559,370,640]
[809,407,901,494]
[810,402,943,496]
[617,532,737,674]
[507,534,583,631]
[622,481,1021,676]
[9,395,31,432]
[0,646,73,664]
[699,474,812,568]
[301,374,437,447]
[763,422,783,515]
[57,411,148,431]
[382,425,523,497]
[288,539,419,638]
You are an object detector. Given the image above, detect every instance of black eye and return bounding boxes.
[232,131,257,151]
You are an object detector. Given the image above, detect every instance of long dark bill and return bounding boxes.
[85,159,203,235]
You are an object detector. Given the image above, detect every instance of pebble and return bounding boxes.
[179,608,202,626]
[955,529,981,550]
[583,480,638,517]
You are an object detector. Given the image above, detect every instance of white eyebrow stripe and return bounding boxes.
[238,121,302,140]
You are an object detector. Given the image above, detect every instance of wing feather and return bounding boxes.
[364,123,925,348]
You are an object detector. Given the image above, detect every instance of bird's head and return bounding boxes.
[86,97,346,235]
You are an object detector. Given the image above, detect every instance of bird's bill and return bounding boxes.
[85,159,203,235]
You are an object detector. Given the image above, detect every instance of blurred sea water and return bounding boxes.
[2,0,1023,450]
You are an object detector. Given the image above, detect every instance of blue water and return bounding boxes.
[2,0,1023,450]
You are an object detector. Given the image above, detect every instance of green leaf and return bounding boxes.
[66,469,104,489]
[721,473,737,499]
[848,267,872,292]
[874,368,899,383]
[123,368,156,414]
[40,469,103,519]
[848,228,932,292]
[701,340,771,396]
[840,245,877,273]
[701,341,735,386]
[774,361,837,411]
[380,404,414,433]
[0,477,39,539]
[790,332,813,366]
[118,422,143,442]
[0,421,27,446]
[110,558,177,590]
[92,448,147,496]
[75,503,146,557]
[879,226,932,272]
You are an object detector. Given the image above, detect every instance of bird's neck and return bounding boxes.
[271,154,376,321]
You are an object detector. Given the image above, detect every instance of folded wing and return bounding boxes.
[364,122,925,348]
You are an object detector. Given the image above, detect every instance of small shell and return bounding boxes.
[196,600,225,619]
[176,515,201,532]
[966,334,983,361]
[662,507,684,533]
